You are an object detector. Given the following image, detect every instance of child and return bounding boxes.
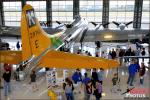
[111,73,120,93]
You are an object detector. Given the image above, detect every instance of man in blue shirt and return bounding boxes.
[127,59,137,86]
[72,69,82,84]
[82,73,91,85]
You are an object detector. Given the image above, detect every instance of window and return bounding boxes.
[3,2,21,26]
[109,0,134,29]
[52,1,73,27]
[141,0,150,29]
[80,0,103,22]
[26,1,46,21]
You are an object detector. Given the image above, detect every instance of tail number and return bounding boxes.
[35,40,39,48]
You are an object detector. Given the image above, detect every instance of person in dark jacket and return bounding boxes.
[92,68,98,88]
[131,50,135,56]
[30,71,38,92]
[141,48,146,62]
[16,41,20,50]
[93,80,102,100]
[2,70,11,96]
[111,49,116,59]
[119,49,125,66]
[127,59,137,86]
[139,62,146,85]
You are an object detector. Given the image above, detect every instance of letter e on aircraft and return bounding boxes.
[26,9,36,27]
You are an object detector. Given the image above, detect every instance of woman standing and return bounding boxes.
[85,81,92,100]
[139,62,146,85]
[63,77,74,100]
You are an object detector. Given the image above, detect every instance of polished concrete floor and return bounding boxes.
[0,59,150,100]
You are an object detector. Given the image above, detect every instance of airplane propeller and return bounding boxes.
[112,21,120,27]
[90,21,99,27]
[56,21,73,28]
[56,21,62,25]
[112,21,133,30]
[125,21,133,26]
[90,22,110,29]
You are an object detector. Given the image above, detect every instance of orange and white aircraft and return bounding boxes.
[0,5,119,71]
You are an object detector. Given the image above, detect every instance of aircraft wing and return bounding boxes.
[39,50,119,69]
[84,29,148,42]
[0,50,22,64]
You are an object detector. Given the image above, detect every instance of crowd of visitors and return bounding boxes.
[68,68,103,100]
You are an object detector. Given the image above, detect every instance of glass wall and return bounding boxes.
[109,0,135,29]
[80,0,103,22]
[26,1,46,22]
[3,1,22,26]
[52,0,73,27]
[141,0,150,29]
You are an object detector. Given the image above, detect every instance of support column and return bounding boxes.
[102,0,109,28]
[133,0,143,28]
[0,0,4,26]
[73,0,79,19]
[21,0,26,9]
[46,0,52,27]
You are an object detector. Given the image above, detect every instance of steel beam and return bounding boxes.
[102,0,109,28]
[0,0,4,26]
[46,0,52,27]
[73,0,79,19]
[133,0,143,28]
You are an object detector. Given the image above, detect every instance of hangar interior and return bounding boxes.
[0,0,150,100]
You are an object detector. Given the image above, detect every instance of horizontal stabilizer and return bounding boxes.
[0,50,22,64]
[39,50,119,69]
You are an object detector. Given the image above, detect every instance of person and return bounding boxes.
[2,70,11,96]
[88,52,92,56]
[141,48,146,62]
[131,50,135,56]
[139,62,146,85]
[72,69,82,84]
[93,80,102,100]
[101,51,106,58]
[82,73,91,85]
[108,50,112,59]
[97,68,104,84]
[85,80,92,100]
[30,70,38,92]
[134,60,140,83]
[119,49,124,66]
[111,73,120,93]
[3,63,12,74]
[92,68,98,88]
[111,49,116,59]
[127,59,137,86]
[86,69,91,78]
[116,49,120,58]
[82,73,91,100]
[124,50,129,63]
[63,77,74,100]
[16,41,20,50]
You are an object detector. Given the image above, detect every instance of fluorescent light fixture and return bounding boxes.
[104,35,112,39]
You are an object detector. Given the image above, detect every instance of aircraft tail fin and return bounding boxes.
[21,4,51,61]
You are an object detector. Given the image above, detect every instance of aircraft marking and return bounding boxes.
[26,9,36,28]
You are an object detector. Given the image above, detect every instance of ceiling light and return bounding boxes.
[104,35,112,39]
